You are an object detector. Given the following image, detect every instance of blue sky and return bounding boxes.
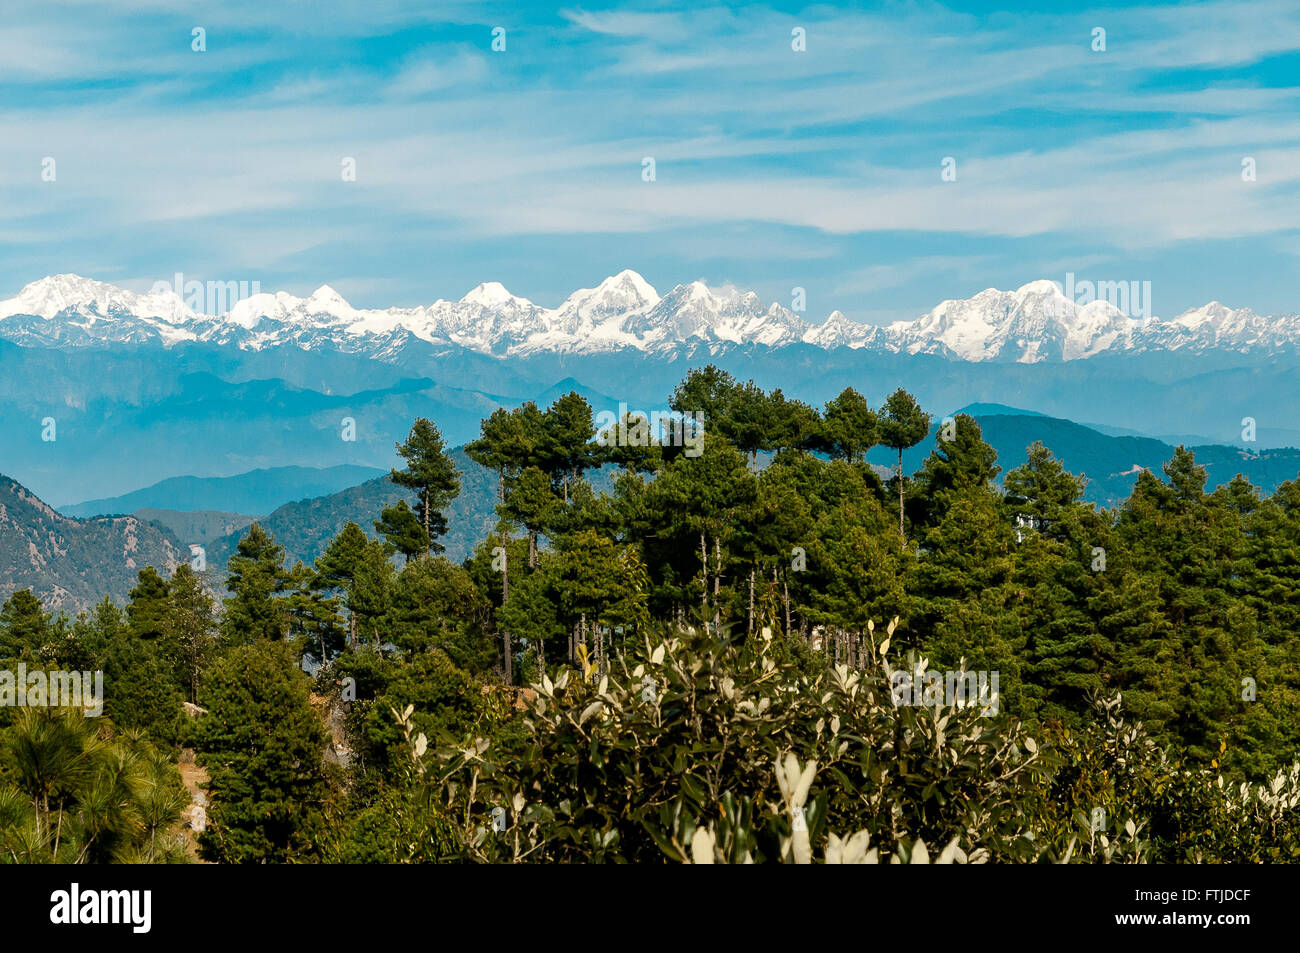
[3,0,1300,324]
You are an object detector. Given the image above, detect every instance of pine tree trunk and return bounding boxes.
[780,569,791,638]
[503,630,512,685]
[501,534,510,603]
[424,487,432,557]
[747,568,755,635]
[529,531,538,568]
[712,538,722,630]
[897,447,905,544]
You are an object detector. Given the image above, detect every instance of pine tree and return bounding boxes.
[765,389,821,457]
[126,566,171,640]
[649,433,759,631]
[498,466,559,568]
[465,406,534,504]
[386,556,495,672]
[196,641,330,863]
[391,417,461,557]
[349,538,395,652]
[669,364,739,425]
[222,523,293,644]
[811,387,878,462]
[540,392,600,502]
[286,562,346,667]
[0,589,50,658]
[163,563,217,702]
[374,500,429,563]
[314,522,374,649]
[1000,443,1110,726]
[877,388,931,545]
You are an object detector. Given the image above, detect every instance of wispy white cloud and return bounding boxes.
[3,0,1300,315]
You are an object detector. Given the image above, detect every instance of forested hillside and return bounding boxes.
[0,475,183,610]
[202,449,502,570]
[4,365,1300,864]
[906,409,1300,507]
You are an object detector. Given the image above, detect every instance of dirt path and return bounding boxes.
[178,756,211,863]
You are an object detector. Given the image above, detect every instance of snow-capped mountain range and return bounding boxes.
[0,271,1294,363]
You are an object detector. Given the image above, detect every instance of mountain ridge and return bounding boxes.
[60,464,387,518]
[5,272,1299,363]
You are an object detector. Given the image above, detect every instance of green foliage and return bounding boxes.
[374,500,428,563]
[195,641,331,863]
[810,387,878,462]
[394,624,1297,864]
[386,557,495,672]
[0,589,54,659]
[0,709,189,864]
[222,523,293,644]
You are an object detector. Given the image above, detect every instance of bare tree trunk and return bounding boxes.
[496,522,511,685]
[713,538,722,630]
[747,568,755,635]
[781,570,792,638]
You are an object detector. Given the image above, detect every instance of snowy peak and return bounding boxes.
[306,284,352,313]
[557,270,659,320]
[805,310,877,349]
[888,280,1141,363]
[460,281,530,309]
[0,274,193,323]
